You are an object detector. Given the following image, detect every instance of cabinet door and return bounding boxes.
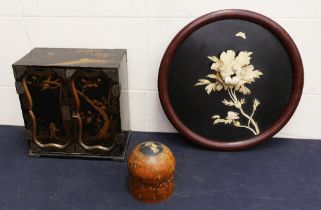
[17,68,72,152]
[69,70,120,154]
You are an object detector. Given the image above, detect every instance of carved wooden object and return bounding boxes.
[128,141,176,203]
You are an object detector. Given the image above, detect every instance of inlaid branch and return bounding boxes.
[77,78,111,139]
[213,88,260,135]
[26,73,61,90]
[40,74,61,90]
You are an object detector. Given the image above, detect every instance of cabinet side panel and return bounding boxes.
[118,54,130,131]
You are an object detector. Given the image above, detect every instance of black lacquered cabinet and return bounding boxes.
[13,48,130,160]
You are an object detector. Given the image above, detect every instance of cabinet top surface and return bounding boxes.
[13,48,126,68]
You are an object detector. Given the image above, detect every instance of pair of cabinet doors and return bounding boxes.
[14,67,124,158]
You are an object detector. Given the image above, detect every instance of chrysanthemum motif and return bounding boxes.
[195,50,263,135]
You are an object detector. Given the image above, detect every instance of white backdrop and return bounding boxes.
[0,0,320,139]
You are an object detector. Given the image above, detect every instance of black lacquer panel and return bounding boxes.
[73,72,114,148]
[168,19,293,141]
[24,71,69,147]
[158,10,303,150]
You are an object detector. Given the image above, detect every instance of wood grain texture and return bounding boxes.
[128,141,176,203]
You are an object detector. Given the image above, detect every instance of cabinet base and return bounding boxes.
[28,131,131,161]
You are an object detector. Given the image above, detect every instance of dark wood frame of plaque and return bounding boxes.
[158,10,304,151]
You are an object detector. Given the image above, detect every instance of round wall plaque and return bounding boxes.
[158,10,304,151]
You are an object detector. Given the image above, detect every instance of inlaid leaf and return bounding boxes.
[222,99,234,106]
[252,70,263,78]
[205,83,216,94]
[195,79,211,86]
[239,85,251,95]
[233,121,241,127]
[207,56,219,62]
[212,115,220,119]
[253,99,260,110]
[213,118,227,124]
[206,74,217,79]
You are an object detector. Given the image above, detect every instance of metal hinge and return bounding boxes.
[61,106,71,120]
[15,82,24,94]
[112,84,120,97]
[13,66,27,79]
[103,70,116,81]
[65,69,76,79]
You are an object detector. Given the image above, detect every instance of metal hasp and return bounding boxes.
[12,48,130,160]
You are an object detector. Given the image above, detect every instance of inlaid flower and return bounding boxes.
[196,50,263,95]
[195,48,264,135]
[226,111,240,121]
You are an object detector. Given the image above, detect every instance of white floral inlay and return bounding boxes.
[195,50,263,135]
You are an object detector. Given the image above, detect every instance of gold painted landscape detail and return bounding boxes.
[195,50,263,135]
